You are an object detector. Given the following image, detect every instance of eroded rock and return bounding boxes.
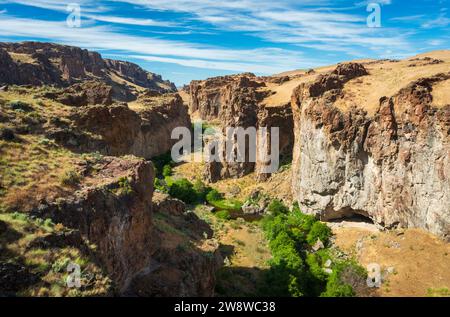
[291,64,450,240]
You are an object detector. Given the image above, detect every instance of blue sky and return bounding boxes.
[0,0,448,86]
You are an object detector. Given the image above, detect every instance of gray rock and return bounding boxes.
[291,68,450,240]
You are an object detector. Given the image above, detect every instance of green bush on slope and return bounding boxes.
[260,200,365,297]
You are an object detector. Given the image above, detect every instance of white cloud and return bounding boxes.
[422,15,450,28]
[390,15,425,22]
[0,13,319,73]
[111,0,411,56]
[83,14,178,27]
[0,0,105,13]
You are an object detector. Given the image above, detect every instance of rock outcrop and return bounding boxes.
[31,157,220,295]
[190,73,294,182]
[291,63,450,239]
[0,42,176,100]
[127,193,221,297]
[48,93,191,159]
[44,80,113,107]
[189,73,261,120]
[31,156,157,292]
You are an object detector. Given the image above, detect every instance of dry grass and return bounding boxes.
[264,50,450,115]
[178,90,190,106]
[432,78,450,107]
[332,51,450,116]
[0,213,111,296]
[333,227,450,297]
[8,52,38,65]
[0,135,82,212]
[0,88,90,212]
[194,205,271,296]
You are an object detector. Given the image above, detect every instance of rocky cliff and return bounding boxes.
[48,93,191,159]
[0,42,176,100]
[291,61,450,240]
[30,157,220,295]
[190,73,294,182]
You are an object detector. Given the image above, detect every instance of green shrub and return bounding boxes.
[321,260,366,297]
[118,177,134,196]
[306,221,332,246]
[152,152,174,177]
[260,200,364,298]
[12,212,29,222]
[154,178,168,193]
[306,250,331,283]
[267,199,289,216]
[262,215,288,241]
[206,189,242,212]
[206,189,223,202]
[193,179,211,202]
[0,127,16,141]
[215,210,231,220]
[162,164,173,177]
[7,100,33,112]
[44,218,54,228]
[168,178,197,204]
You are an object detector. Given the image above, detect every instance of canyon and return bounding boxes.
[186,53,450,240]
[0,42,449,297]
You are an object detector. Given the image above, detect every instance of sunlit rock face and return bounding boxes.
[291,63,450,240]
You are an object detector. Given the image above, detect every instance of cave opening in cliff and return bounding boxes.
[325,209,375,225]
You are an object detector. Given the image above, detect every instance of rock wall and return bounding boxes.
[31,157,220,295]
[190,74,294,182]
[31,157,157,292]
[48,94,191,159]
[291,63,450,240]
[128,193,221,297]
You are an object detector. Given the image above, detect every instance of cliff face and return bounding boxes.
[190,74,294,182]
[291,63,450,240]
[128,193,221,297]
[0,42,176,98]
[48,93,191,159]
[31,156,156,292]
[30,157,220,295]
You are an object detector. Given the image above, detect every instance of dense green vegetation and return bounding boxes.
[206,189,243,213]
[151,153,365,298]
[260,201,366,297]
[152,153,244,212]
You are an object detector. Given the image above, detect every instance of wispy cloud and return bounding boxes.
[0,13,319,73]
[84,14,178,27]
[390,15,425,22]
[0,0,106,13]
[112,0,411,57]
[422,14,450,28]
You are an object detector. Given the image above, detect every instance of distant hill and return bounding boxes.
[0,41,176,100]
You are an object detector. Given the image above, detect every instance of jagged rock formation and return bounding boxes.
[190,73,294,182]
[291,62,450,240]
[31,157,220,295]
[127,193,221,297]
[31,156,156,292]
[0,42,176,100]
[43,80,113,107]
[189,73,260,120]
[47,93,191,159]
